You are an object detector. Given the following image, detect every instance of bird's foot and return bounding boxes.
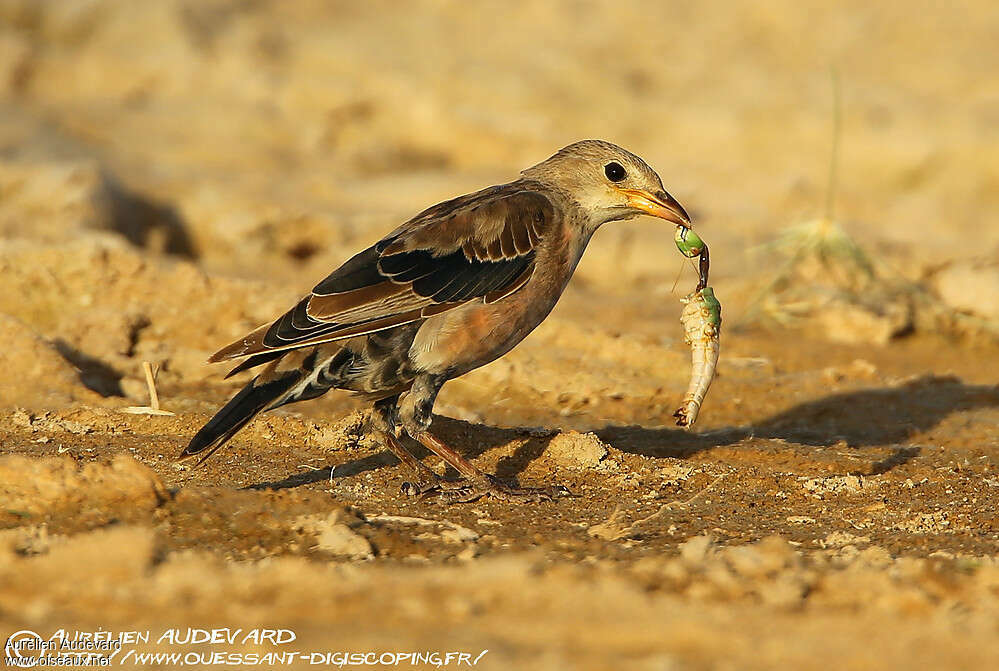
[410,474,570,504]
[399,472,446,497]
[399,475,485,502]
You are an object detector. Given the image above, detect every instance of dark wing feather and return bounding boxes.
[209,183,556,363]
[224,350,283,379]
[312,246,384,295]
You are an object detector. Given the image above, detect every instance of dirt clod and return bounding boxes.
[0,454,168,522]
[545,430,609,469]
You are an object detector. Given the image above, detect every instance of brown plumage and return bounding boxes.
[181,139,690,502]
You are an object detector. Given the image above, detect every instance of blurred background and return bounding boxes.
[3,0,997,257]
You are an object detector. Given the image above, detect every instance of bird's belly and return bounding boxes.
[409,289,559,378]
[409,229,585,379]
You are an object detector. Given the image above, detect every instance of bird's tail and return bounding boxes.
[179,345,354,467]
[178,372,300,467]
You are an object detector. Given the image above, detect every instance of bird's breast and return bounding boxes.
[409,229,586,377]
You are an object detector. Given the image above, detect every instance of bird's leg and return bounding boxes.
[370,395,442,495]
[399,374,569,503]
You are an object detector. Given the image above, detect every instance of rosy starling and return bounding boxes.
[181,140,690,502]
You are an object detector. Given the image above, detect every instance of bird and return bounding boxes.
[180,139,690,502]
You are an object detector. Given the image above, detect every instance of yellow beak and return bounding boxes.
[621,188,691,226]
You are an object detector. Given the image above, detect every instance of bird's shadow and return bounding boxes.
[249,375,998,490]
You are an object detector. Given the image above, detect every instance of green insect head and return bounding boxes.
[674,225,704,258]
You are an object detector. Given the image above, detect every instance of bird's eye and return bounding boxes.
[604,161,626,182]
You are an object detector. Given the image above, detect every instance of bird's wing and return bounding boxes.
[210,184,557,363]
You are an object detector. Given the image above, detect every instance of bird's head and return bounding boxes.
[522,139,690,230]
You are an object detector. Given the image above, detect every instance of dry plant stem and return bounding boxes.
[143,361,160,410]
[673,472,728,508]
[599,473,729,540]
[735,73,946,332]
[825,67,841,223]
[630,473,729,530]
[123,361,174,416]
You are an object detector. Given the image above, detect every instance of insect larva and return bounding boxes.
[673,286,721,428]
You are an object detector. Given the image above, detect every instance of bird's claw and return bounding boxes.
[400,475,474,499]
[400,480,425,497]
[400,475,445,497]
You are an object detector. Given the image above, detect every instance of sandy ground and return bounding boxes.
[1,1,999,669]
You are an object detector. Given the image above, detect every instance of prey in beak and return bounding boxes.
[620,188,691,226]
